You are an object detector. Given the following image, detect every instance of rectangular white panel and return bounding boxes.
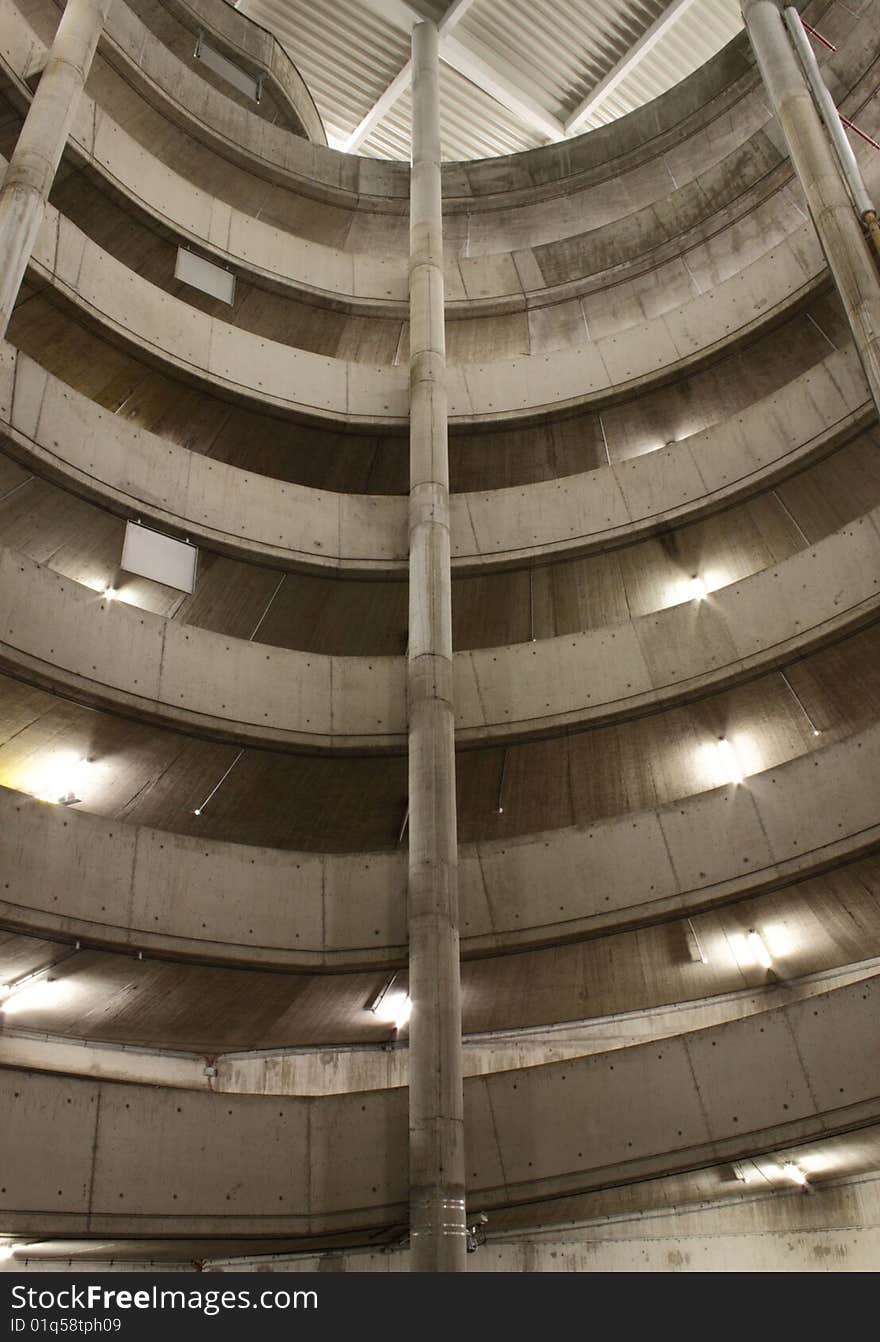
[174,247,236,305]
[122,522,198,594]
[194,34,262,102]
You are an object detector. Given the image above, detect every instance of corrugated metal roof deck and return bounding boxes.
[238,0,745,160]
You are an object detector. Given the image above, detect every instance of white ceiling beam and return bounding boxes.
[438,0,479,35]
[343,60,413,152]
[564,0,700,136]
[352,0,564,146]
[340,0,459,153]
[440,35,564,141]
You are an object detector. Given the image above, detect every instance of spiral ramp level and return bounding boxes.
[0,0,879,1272]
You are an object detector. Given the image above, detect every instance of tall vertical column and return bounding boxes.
[742,0,880,414]
[0,0,113,336]
[407,20,467,1273]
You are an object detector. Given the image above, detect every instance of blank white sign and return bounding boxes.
[175,247,236,305]
[122,522,198,594]
[195,35,261,102]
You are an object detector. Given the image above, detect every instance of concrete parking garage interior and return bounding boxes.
[0,0,879,1273]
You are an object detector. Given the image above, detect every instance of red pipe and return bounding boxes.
[840,114,880,153]
[802,19,836,51]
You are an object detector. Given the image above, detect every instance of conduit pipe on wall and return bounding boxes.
[783,7,873,215]
[0,0,114,336]
[742,0,880,414]
[783,6,880,262]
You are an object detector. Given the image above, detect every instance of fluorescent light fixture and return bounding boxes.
[33,754,93,806]
[685,918,707,964]
[782,1162,808,1187]
[87,578,118,600]
[731,931,776,973]
[0,977,69,1015]
[668,573,707,608]
[797,1153,834,1175]
[0,1245,14,1262]
[717,737,744,785]
[747,929,773,970]
[763,924,795,958]
[367,976,412,1030]
[669,567,735,610]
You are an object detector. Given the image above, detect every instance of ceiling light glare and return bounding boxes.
[369,978,411,1030]
[102,587,117,601]
[0,977,70,1016]
[797,1153,834,1176]
[33,754,93,806]
[763,924,795,958]
[782,1162,808,1187]
[717,737,744,785]
[747,929,773,970]
[0,1244,15,1263]
[670,574,708,608]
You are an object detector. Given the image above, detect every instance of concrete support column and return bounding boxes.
[407,20,467,1273]
[0,0,113,337]
[742,0,880,414]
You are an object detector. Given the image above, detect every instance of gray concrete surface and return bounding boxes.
[0,0,878,1271]
[2,491,880,745]
[1,976,878,1240]
[3,718,880,965]
[1,341,869,578]
[0,0,112,334]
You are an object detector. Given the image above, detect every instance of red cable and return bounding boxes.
[802,19,836,52]
[839,114,880,152]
